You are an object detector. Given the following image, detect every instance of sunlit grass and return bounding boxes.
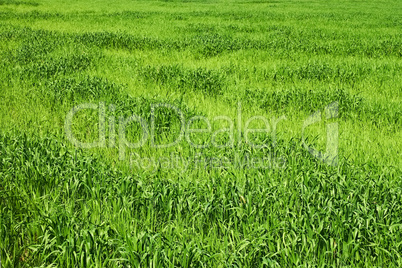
[0,0,401,266]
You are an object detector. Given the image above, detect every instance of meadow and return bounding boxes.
[0,0,401,266]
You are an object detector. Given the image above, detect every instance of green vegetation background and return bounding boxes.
[0,0,401,266]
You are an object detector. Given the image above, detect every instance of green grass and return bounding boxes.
[0,0,401,266]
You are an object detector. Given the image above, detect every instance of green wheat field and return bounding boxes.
[0,0,401,266]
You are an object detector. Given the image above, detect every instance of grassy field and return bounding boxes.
[0,0,401,266]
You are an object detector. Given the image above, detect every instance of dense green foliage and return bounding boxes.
[0,0,401,266]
